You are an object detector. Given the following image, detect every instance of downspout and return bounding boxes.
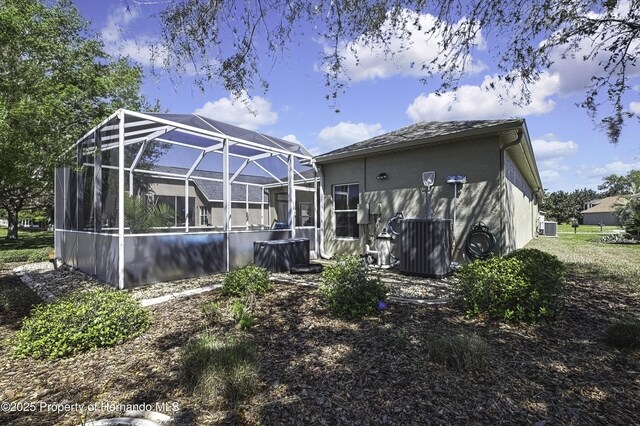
[499,129,523,257]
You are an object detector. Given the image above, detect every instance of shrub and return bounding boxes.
[605,317,640,349]
[426,332,489,373]
[179,331,258,406]
[318,255,388,319]
[11,289,150,359]
[455,249,565,323]
[222,264,271,297]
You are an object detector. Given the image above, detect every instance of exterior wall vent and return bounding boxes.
[399,219,453,278]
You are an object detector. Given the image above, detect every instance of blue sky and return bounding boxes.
[73,0,640,193]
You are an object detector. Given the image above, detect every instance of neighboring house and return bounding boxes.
[580,196,628,226]
[315,119,543,262]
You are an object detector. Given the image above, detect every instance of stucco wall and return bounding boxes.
[147,178,266,228]
[582,212,619,226]
[503,151,538,253]
[321,136,504,261]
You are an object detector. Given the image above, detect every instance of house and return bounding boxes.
[315,119,543,262]
[580,196,627,226]
[55,111,543,287]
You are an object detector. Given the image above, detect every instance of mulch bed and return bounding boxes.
[1,264,639,425]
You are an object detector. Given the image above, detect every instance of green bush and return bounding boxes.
[318,255,388,319]
[426,332,489,373]
[455,249,565,323]
[222,264,271,297]
[179,331,258,406]
[605,317,640,349]
[11,289,150,359]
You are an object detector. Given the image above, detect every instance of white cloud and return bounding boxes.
[579,160,640,180]
[317,121,384,148]
[630,101,640,114]
[571,159,640,191]
[545,1,640,96]
[101,6,139,43]
[322,9,486,82]
[532,137,578,160]
[194,93,278,131]
[100,6,168,68]
[529,135,578,190]
[406,72,560,121]
[282,134,301,144]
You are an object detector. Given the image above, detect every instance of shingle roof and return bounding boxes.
[315,119,523,162]
[581,196,628,214]
[151,166,273,202]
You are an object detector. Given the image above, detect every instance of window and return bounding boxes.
[333,183,359,238]
[199,206,209,226]
[155,195,195,227]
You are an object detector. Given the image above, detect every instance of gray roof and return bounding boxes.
[151,166,272,203]
[315,119,524,162]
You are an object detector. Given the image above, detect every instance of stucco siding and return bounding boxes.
[321,137,503,261]
[503,152,537,252]
[582,212,619,226]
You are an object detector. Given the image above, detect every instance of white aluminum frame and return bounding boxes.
[64,108,318,288]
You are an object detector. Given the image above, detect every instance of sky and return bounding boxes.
[72,0,640,193]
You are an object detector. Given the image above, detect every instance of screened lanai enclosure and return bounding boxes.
[55,109,318,288]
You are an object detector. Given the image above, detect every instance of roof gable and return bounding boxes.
[581,196,628,214]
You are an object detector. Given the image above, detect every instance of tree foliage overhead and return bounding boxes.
[0,0,150,239]
[152,0,639,141]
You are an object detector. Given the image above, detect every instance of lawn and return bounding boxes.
[528,232,640,292]
[0,228,54,264]
[556,223,623,233]
[0,233,638,425]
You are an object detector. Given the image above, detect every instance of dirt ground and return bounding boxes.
[0,265,639,425]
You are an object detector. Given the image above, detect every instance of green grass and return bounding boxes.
[556,223,623,233]
[179,331,258,407]
[526,232,640,291]
[426,332,489,372]
[0,228,54,264]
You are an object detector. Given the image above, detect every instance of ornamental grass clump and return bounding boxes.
[426,332,489,373]
[179,331,258,407]
[11,289,149,359]
[605,317,640,349]
[319,255,388,319]
[455,248,565,323]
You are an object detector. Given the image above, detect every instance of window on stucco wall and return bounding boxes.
[333,183,359,238]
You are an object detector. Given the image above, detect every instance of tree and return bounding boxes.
[597,170,640,196]
[542,188,598,223]
[598,173,632,196]
[149,0,639,141]
[0,0,150,240]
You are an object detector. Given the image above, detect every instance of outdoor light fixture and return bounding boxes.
[377,172,388,180]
